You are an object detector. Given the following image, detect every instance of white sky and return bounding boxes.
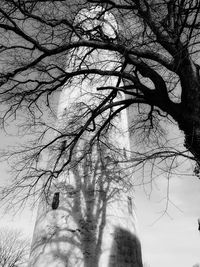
[135,172,200,267]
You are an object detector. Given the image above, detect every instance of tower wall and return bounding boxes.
[28,4,143,267]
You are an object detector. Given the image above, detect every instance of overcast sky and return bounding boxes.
[135,172,200,267]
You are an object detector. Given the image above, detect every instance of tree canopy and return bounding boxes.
[0,0,200,200]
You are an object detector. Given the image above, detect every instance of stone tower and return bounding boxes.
[28,83,143,267]
[28,4,143,267]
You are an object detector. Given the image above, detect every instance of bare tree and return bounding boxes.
[0,0,198,187]
[2,1,199,265]
[0,228,30,267]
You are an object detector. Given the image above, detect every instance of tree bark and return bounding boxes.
[83,250,99,267]
[174,56,200,163]
[81,228,99,267]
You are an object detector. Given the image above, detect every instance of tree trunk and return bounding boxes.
[82,234,99,267]
[80,216,100,267]
[176,58,200,164]
[160,53,200,166]
[83,252,99,267]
